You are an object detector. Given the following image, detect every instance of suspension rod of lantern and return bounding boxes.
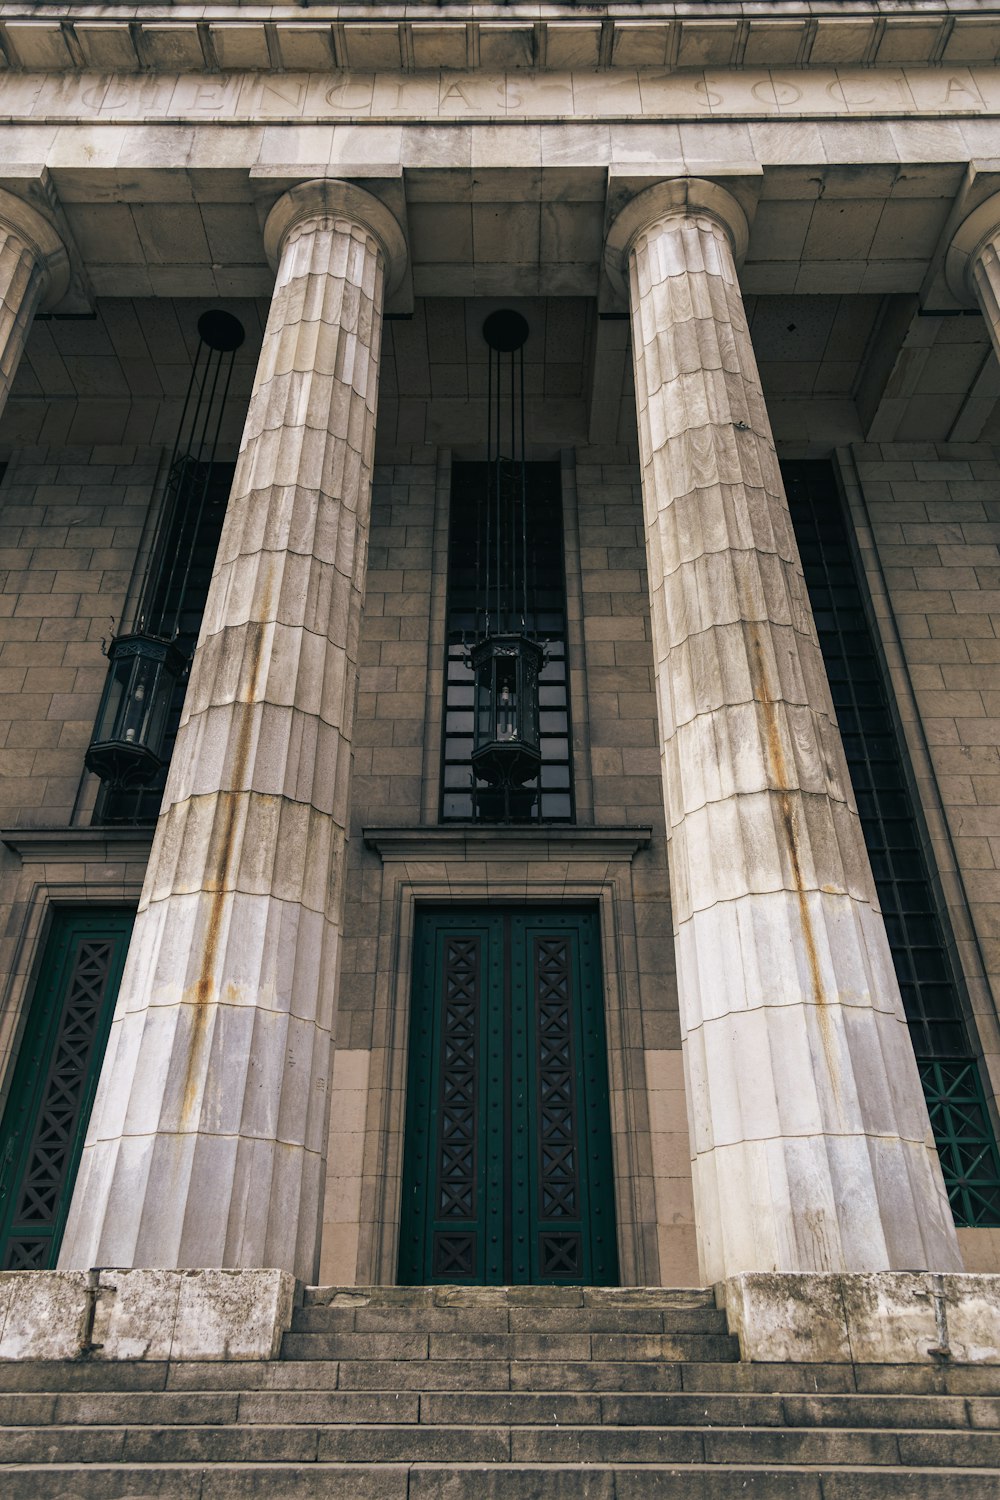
[485,336,493,639]
[520,341,528,633]
[169,317,243,640]
[472,308,541,812]
[155,342,215,641]
[136,336,203,637]
[496,340,503,633]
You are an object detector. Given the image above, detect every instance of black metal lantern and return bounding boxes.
[85,634,187,788]
[471,633,543,787]
[86,310,245,791]
[468,309,543,818]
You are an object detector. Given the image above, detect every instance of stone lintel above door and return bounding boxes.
[363,825,652,863]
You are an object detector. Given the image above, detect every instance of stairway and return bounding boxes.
[1,1284,999,1496]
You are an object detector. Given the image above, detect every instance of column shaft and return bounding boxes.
[60,188,395,1280]
[620,186,962,1283]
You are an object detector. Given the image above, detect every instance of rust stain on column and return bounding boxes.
[748,617,845,1111]
[181,573,272,1129]
[748,622,826,1009]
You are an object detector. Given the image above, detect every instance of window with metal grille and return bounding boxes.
[784,459,1000,1227]
[441,461,573,823]
[94,462,233,825]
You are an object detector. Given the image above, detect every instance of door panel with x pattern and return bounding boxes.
[0,909,133,1270]
[399,908,617,1285]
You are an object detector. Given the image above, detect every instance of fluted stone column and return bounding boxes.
[606,179,962,1285]
[947,191,1000,356]
[61,181,406,1281]
[0,188,68,418]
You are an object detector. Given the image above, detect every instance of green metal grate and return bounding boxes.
[783,459,1000,1227]
[920,1059,1000,1228]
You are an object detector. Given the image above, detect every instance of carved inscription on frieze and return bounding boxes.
[2,66,995,124]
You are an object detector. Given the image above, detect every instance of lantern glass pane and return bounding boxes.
[522,651,539,746]
[95,656,129,743]
[495,653,518,742]
[118,653,160,752]
[144,660,174,759]
[475,660,493,745]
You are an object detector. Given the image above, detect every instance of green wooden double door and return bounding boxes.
[399,908,618,1285]
[0,908,133,1270]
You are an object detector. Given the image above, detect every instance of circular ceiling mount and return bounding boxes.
[483,309,529,353]
[197,310,246,353]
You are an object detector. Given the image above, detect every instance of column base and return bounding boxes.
[721,1271,1000,1364]
[0,1268,296,1361]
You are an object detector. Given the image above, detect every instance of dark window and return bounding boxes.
[94,462,233,824]
[441,461,573,823]
[784,459,1000,1226]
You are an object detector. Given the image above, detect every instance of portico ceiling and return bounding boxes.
[3,285,997,455]
[7,153,992,448]
[39,160,965,306]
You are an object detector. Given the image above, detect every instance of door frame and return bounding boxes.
[359,826,653,1287]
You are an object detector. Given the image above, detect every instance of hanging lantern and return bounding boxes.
[84,635,186,788]
[469,309,543,818]
[471,633,543,788]
[85,309,245,792]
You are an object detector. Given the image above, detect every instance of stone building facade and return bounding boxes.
[1,0,1000,1323]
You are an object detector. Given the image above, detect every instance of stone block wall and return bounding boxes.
[847,441,1000,1274]
[321,443,439,1284]
[0,445,156,830]
[573,444,696,1285]
[339,442,439,1048]
[0,445,158,1128]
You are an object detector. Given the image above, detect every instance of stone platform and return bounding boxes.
[2,1271,1000,1369]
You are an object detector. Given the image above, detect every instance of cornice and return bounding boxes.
[0,6,997,76]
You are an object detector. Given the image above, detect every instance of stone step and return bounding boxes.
[3,1386,994,1430]
[288,1304,730,1335]
[2,1462,998,1500]
[5,1356,1000,1398]
[5,1357,1000,1398]
[3,1422,1000,1469]
[279,1330,741,1363]
[686,1364,1000,1397]
[329,1359,837,1394]
[0,1389,409,1427]
[302,1286,719,1310]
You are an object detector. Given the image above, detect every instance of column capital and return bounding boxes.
[945,190,1000,306]
[263,178,407,297]
[0,187,69,309]
[604,177,749,300]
